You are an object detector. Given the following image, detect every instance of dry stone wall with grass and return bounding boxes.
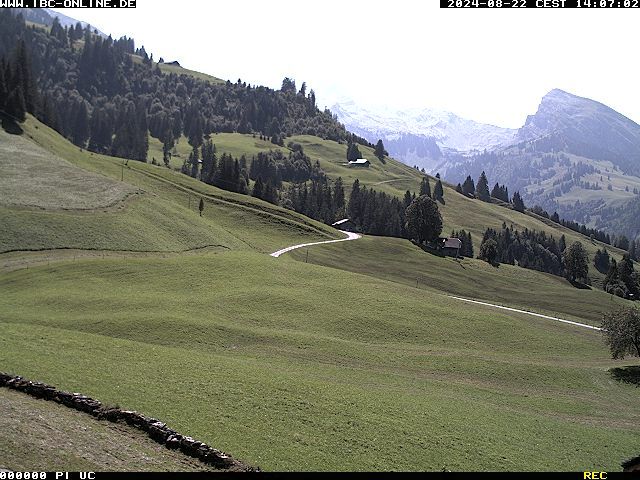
[0,372,256,472]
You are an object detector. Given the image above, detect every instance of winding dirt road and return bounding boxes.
[271,232,601,332]
[270,231,361,258]
[447,295,601,331]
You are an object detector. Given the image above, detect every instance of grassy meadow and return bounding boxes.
[288,235,632,326]
[148,133,285,169]
[0,126,135,210]
[157,62,226,85]
[146,129,629,287]
[1,252,639,471]
[2,117,640,471]
[0,117,337,254]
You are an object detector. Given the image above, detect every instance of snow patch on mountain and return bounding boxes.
[332,101,517,153]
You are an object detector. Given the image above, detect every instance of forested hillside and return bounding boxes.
[0,9,370,162]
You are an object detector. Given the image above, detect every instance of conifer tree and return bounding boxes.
[559,234,567,252]
[199,197,204,216]
[605,260,619,287]
[476,171,490,201]
[263,180,278,204]
[618,255,638,296]
[462,176,475,196]
[512,191,525,212]
[434,179,444,201]
[348,179,362,224]
[5,85,26,122]
[188,145,200,178]
[333,177,345,215]
[200,139,217,183]
[162,133,175,168]
[71,100,90,147]
[419,177,431,197]
[374,139,386,162]
[252,176,264,199]
[403,190,413,209]
[88,107,113,153]
[0,59,6,112]
[491,182,501,199]
[594,248,611,273]
[12,40,37,114]
[346,142,362,162]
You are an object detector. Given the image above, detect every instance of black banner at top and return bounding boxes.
[441,0,640,7]
[0,0,136,8]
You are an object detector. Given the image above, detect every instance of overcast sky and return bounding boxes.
[53,0,639,128]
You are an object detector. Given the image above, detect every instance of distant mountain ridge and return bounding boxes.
[332,101,516,155]
[454,89,640,239]
[515,89,640,176]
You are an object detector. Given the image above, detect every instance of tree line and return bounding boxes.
[0,10,368,161]
[456,171,524,211]
[595,248,639,299]
[478,223,567,277]
[479,225,594,285]
[459,168,617,247]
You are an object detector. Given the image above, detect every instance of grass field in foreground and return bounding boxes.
[1,252,638,471]
[288,235,633,326]
[0,388,218,472]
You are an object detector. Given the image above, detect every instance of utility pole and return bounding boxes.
[306,249,309,263]
[121,161,124,182]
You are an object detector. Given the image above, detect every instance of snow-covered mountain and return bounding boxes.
[515,89,640,175]
[332,101,517,154]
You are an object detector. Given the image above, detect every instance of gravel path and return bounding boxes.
[447,295,601,331]
[270,231,361,258]
[271,232,600,332]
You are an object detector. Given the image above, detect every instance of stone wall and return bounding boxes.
[0,372,257,472]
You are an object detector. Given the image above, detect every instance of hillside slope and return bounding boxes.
[2,252,639,471]
[1,111,639,472]
[0,388,219,472]
[0,117,338,255]
[190,130,628,288]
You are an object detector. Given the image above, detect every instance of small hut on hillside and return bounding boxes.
[440,237,462,257]
[348,159,370,168]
